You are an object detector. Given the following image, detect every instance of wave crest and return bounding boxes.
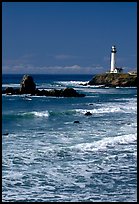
[21,111,49,118]
[72,134,137,152]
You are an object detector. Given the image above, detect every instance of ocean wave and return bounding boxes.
[50,110,76,116]
[75,104,136,115]
[3,109,78,119]
[75,107,122,115]
[56,81,89,87]
[114,98,136,101]
[3,110,49,119]
[3,103,135,121]
[2,83,20,88]
[19,111,49,118]
[56,81,107,89]
[2,94,32,98]
[72,134,137,152]
[86,85,106,88]
[116,86,137,89]
[88,99,136,114]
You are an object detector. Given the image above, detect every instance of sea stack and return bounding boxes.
[20,75,36,94]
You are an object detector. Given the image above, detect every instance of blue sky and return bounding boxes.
[2,2,137,74]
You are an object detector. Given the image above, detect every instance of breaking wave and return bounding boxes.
[3,110,49,120]
[76,99,137,115]
[2,83,20,88]
[22,111,49,117]
[72,133,137,152]
[75,106,136,115]
[3,98,136,121]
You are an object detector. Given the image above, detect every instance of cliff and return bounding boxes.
[88,73,137,87]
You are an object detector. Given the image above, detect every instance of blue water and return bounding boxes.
[2,74,137,202]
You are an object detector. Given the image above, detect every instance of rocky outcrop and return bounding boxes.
[5,87,14,94]
[2,87,85,97]
[3,132,9,136]
[74,121,80,123]
[34,88,85,97]
[61,88,85,97]
[20,75,36,94]
[2,75,85,97]
[85,112,92,116]
[88,73,137,87]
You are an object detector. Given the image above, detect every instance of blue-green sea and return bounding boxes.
[2,74,137,202]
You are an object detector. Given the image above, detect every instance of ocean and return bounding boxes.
[2,74,137,202]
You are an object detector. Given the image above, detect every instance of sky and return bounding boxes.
[2,2,137,74]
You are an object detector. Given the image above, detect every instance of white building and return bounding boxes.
[110,45,123,73]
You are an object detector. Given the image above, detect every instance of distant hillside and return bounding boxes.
[88,73,137,87]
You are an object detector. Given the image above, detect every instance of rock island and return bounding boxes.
[88,72,137,87]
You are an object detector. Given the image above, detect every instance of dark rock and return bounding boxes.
[5,87,15,94]
[3,133,9,135]
[14,88,21,94]
[61,88,78,97]
[85,112,92,116]
[49,89,61,97]
[34,88,85,97]
[2,89,5,94]
[3,87,21,95]
[2,86,85,97]
[78,93,86,97]
[61,88,85,97]
[2,75,85,97]
[115,156,118,161]
[20,75,36,94]
[34,89,48,96]
[74,121,80,123]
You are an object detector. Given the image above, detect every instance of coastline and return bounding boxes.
[88,73,137,87]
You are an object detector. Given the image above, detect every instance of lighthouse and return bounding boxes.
[109,45,123,73]
[110,45,116,72]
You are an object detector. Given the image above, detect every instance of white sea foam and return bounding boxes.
[2,83,20,88]
[57,81,106,89]
[30,111,49,117]
[21,110,49,117]
[86,85,105,88]
[76,106,135,115]
[114,98,136,101]
[76,107,122,115]
[30,95,47,98]
[76,99,137,115]
[116,86,137,89]
[57,81,89,87]
[73,134,136,152]
[23,97,32,101]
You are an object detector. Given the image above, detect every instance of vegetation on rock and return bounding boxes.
[88,73,137,87]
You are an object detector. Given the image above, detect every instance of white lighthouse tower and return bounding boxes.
[110,45,117,72]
